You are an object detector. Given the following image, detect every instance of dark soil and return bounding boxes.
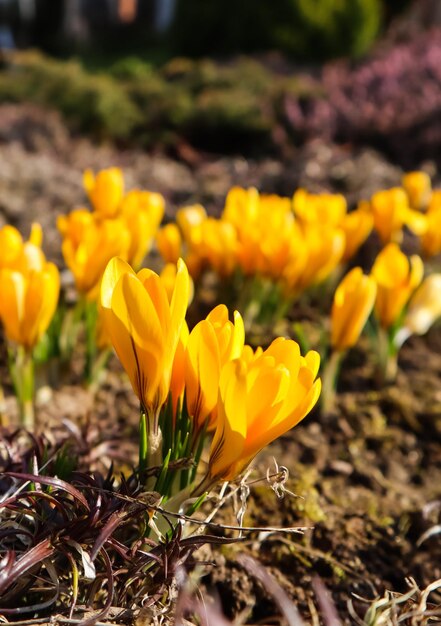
[0,104,440,625]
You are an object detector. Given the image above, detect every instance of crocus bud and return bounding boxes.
[331,267,377,351]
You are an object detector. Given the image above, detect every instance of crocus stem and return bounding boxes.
[83,298,98,386]
[377,327,398,384]
[139,411,148,478]
[14,346,35,430]
[139,409,164,488]
[321,349,343,415]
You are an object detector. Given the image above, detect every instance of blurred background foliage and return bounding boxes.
[0,0,413,62]
[0,0,437,167]
[172,0,384,60]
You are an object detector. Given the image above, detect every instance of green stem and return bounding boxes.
[83,299,98,386]
[377,327,398,385]
[13,346,35,430]
[320,349,343,415]
[139,408,164,488]
[59,300,84,364]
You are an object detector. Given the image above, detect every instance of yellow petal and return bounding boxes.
[209,359,248,481]
[108,272,165,411]
[331,267,377,350]
[101,257,135,309]
[185,320,221,427]
[0,226,24,269]
[23,263,60,349]
[0,270,25,344]
[168,258,190,357]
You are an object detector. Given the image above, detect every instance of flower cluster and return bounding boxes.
[323,237,441,409]
[58,168,164,299]
[0,223,60,425]
[0,165,440,500]
[156,186,373,326]
[354,172,441,256]
[0,223,59,351]
[100,257,321,492]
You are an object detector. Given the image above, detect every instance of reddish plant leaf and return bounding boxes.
[0,539,55,596]
[3,472,90,511]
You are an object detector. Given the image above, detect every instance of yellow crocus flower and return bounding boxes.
[28,223,43,248]
[420,192,441,257]
[184,305,244,432]
[0,262,60,350]
[331,267,377,351]
[371,243,424,329]
[120,190,165,269]
[340,208,373,262]
[369,188,427,244]
[292,225,345,293]
[0,225,24,270]
[197,219,238,277]
[207,338,321,482]
[156,223,182,264]
[100,257,189,419]
[0,223,44,273]
[223,186,260,228]
[206,304,245,364]
[185,320,221,430]
[223,187,295,279]
[402,171,431,211]
[176,205,207,245]
[83,167,124,218]
[293,189,347,227]
[58,209,130,297]
[170,321,189,417]
[159,262,194,305]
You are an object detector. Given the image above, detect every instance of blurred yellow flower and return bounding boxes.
[371,243,424,329]
[120,190,165,269]
[331,267,377,351]
[0,261,60,350]
[223,186,260,229]
[0,223,44,273]
[420,191,441,257]
[0,225,24,270]
[224,187,295,278]
[156,223,182,265]
[369,188,427,244]
[100,257,189,418]
[402,171,431,211]
[58,209,130,297]
[197,219,238,277]
[208,338,321,481]
[83,167,124,217]
[292,225,345,293]
[293,189,347,227]
[176,205,207,245]
[340,208,373,262]
[159,262,194,305]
